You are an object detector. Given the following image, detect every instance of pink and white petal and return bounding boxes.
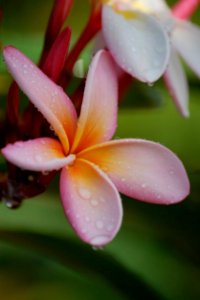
[78,139,190,204]
[102,5,170,83]
[2,138,75,172]
[172,20,200,78]
[3,46,77,153]
[60,158,122,246]
[71,50,118,153]
[164,48,189,117]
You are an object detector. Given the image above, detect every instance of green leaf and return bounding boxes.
[0,230,162,300]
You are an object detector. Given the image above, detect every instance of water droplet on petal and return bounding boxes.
[99,197,105,203]
[141,183,147,188]
[91,199,98,206]
[156,46,164,54]
[16,141,23,147]
[85,216,90,223]
[147,81,154,87]
[96,220,104,229]
[35,155,42,162]
[42,171,49,176]
[81,227,88,234]
[92,245,104,251]
[107,224,114,232]
[78,187,91,200]
[76,213,80,219]
[90,235,110,246]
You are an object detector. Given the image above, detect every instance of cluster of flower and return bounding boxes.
[1,0,199,246]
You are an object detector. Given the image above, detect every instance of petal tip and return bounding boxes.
[89,235,113,247]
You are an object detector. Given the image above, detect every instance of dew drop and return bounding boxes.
[153,59,161,68]
[40,140,46,145]
[76,213,80,219]
[35,155,42,162]
[85,216,90,223]
[16,141,23,147]
[81,227,88,234]
[156,46,164,54]
[99,197,105,203]
[90,235,109,246]
[3,198,21,209]
[156,194,161,200]
[121,177,126,182]
[91,199,98,206]
[141,183,147,188]
[96,220,104,229]
[78,187,91,200]
[131,46,136,53]
[42,171,49,176]
[107,224,114,232]
[92,245,104,251]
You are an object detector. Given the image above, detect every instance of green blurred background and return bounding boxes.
[0,0,200,299]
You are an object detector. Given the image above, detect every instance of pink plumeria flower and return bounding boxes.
[102,0,200,117]
[2,46,189,246]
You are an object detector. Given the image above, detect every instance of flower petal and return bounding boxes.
[102,5,170,83]
[164,48,189,117]
[2,138,75,172]
[3,46,77,153]
[129,0,169,13]
[71,50,118,153]
[172,20,200,78]
[78,139,190,204]
[60,158,123,246]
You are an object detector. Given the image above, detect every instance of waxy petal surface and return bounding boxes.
[172,21,200,78]
[79,139,190,204]
[164,48,189,117]
[3,46,77,153]
[2,138,75,172]
[60,159,122,246]
[102,5,170,83]
[71,50,118,153]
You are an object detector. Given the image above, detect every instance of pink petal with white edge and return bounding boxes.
[2,138,75,172]
[172,20,200,78]
[102,5,170,83]
[164,48,189,117]
[78,139,190,204]
[3,46,77,153]
[71,50,118,153]
[60,158,122,246]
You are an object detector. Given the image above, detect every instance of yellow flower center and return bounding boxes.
[102,0,151,18]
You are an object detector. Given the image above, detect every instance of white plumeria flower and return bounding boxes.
[102,0,200,116]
